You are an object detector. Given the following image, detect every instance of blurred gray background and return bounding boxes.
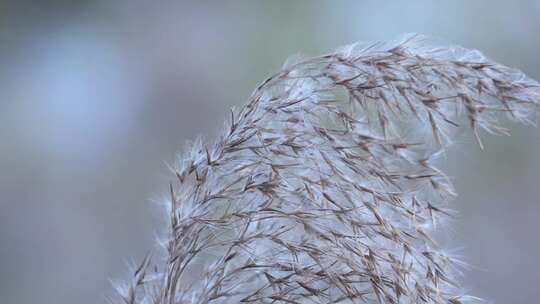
[1,1,539,303]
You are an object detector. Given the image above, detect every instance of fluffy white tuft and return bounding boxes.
[113,34,539,304]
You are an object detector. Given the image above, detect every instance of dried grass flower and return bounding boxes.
[112,34,539,304]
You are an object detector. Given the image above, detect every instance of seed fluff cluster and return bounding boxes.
[112,34,539,304]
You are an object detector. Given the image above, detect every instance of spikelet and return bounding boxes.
[113,34,539,304]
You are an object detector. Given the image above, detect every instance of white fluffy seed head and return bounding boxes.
[113,34,539,304]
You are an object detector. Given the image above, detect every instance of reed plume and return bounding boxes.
[112,34,539,304]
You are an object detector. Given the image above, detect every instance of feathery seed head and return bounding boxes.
[113,33,539,304]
